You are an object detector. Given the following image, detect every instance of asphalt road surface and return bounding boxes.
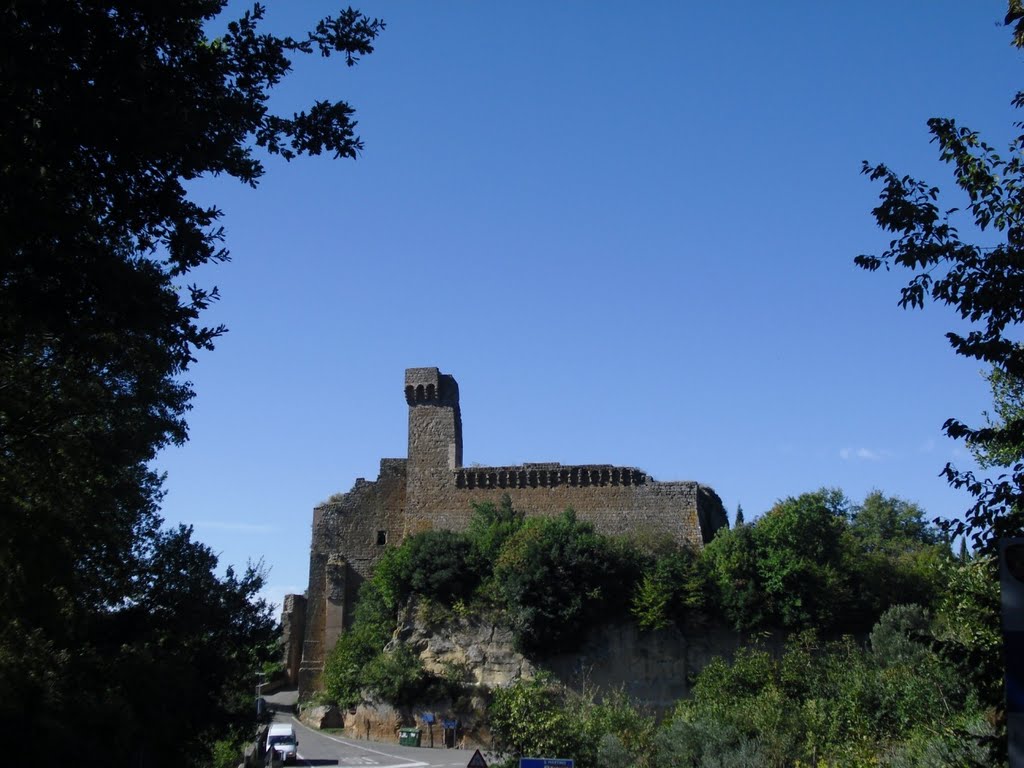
[272,710,489,768]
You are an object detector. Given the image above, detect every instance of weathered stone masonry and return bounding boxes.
[293,367,728,696]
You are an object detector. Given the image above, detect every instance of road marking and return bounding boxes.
[288,715,429,768]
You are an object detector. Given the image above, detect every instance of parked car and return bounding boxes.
[266,722,298,765]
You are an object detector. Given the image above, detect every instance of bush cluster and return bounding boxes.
[489,599,998,768]
[702,489,948,633]
[324,496,648,705]
[324,488,997,766]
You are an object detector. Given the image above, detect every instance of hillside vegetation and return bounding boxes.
[321,490,999,767]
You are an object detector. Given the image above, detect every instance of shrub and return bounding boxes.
[650,717,769,768]
[373,530,477,609]
[491,676,651,768]
[493,510,642,655]
[361,644,429,706]
[401,530,478,604]
[632,546,706,630]
[489,674,583,760]
[322,581,394,707]
[468,494,525,571]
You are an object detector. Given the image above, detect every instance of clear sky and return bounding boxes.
[157,1,1022,611]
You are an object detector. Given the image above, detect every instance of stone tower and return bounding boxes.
[405,367,462,517]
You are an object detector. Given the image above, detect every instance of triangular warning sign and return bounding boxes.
[468,749,488,768]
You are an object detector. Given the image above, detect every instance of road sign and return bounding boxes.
[520,759,574,768]
[468,749,488,768]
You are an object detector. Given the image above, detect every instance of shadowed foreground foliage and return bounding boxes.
[0,1,382,764]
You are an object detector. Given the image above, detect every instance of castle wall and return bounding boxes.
[298,458,407,694]
[281,594,306,687]
[294,367,728,698]
[405,464,724,547]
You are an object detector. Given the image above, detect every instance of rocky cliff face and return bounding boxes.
[398,608,536,688]
[307,608,755,748]
[399,607,746,707]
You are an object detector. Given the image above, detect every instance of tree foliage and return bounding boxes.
[705,490,855,631]
[494,510,643,655]
[489,674,653,768]
[0,1,382,763]
[855,6,1024,549]
[704,489,949,633]
[322,580,395,708]
[468,493,526,570]
[631,546,705,630]
[0,525,278,765]
[974,363,1024,469]
[382,529,479,606]
[489,674,585,761]
[666,622,987,768]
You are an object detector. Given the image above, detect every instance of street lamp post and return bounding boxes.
[255,670,267,717]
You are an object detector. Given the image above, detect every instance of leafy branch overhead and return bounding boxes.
[856,30,1024,549]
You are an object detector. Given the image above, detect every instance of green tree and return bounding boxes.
[490,675,652,768]
[849,491,942,551]
[752,489,855,629]
[631,546,706,630]
[856,5,1024,550]
[322,580,396,708]
[670,625,982,767]
[489,674,584,761]
[0,525,278,766]
[394,529,478,605]
[704,523,765,630]
[848,492,949,615]
[932,555,1004,708]
[361,644,429,706]
[706,489,947,633]
[974,363,1024,468]
[494,510,642,654]
[0,2,382,763]
[468,493,525,571]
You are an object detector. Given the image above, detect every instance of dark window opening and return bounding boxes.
[376,530,387,545]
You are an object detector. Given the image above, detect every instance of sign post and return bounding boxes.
[421,713,435,748]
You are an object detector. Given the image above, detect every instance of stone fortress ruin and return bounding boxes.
[287,367,729,697]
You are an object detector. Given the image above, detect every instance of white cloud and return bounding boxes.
[839,447,886,461]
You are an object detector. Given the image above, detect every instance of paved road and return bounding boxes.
[270,709,488,768]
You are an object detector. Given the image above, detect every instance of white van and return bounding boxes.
[266,722,298,765]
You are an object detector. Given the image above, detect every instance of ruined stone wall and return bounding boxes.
[298,458,407,694]
[281,594,307,687]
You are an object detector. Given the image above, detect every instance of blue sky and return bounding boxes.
[158,1,1022,610]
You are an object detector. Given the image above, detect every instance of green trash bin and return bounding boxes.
[399,728,421,747]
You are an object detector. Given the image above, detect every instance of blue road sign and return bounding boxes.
[520,759,574,768]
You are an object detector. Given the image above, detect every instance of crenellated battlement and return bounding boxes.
[454,464,647,490]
